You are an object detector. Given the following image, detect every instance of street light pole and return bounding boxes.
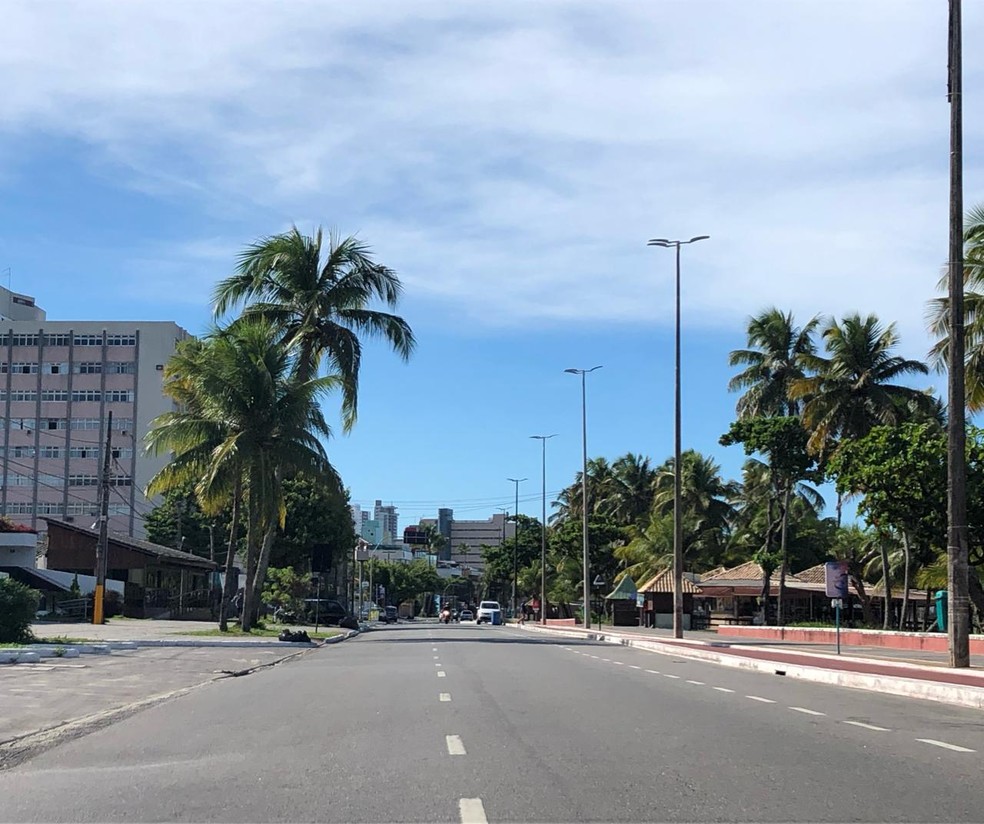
[507,477,526,619]
[565,366,602,629]
[530,435,557,625]
[647,235,709,639]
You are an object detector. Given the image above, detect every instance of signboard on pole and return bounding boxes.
[824,561,849,599]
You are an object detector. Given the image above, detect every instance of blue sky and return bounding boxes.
[2,1,982,527]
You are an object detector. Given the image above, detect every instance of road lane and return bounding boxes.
[1,622,983,823]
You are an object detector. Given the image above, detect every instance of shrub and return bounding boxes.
[0,578,39,643]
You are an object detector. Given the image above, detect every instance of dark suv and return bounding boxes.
[379,605,399,624]
[303,599,349,626]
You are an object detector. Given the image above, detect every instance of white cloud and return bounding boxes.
[1,0,981,355]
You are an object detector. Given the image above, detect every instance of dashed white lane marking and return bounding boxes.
[612,661,625,666]
[844,721,889,732]
[434,655,440,659]
[686,680,705,686]
[446,735,467,755]
[435,662,442,666]
[440,693,452,702]
[645,669,660,674]
[629,665,642,670]
[789,706,826,717]
[433,647,439,652]
[589,655,600,659]
[437,671,446,677]
[460,798,488,824]
[746,695,775,703]
[600,658,611,662]
[663,674,680,679]
[713,687,735,693]
[917,738,976,753]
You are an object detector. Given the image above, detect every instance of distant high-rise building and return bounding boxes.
[350,504,369,535]
[0,288,191,537]
[373,499,398,544]
[419,509,514,573]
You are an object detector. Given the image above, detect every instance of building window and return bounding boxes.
[9,418,35,431]
[11,335,39,347]
[73,335,102,347]
[43,334,71,347]
[42,362,68,375]
[41,390,69,402]
[69,418,100,430]
[109,475,132,487]
[4,473,33,487]
[39,446,62,459]
[104,390,133,403]
[3,390,38,402]
[71,390,102,403]
[65,502,99,516]
[1,362,39,374]
[8,446,37,458]
[106,334,136,347]
[110,447,133,459]
[75,362,102,374]
[108,361,135,374]
[69,446,97,459]
[36,502,65,515]
[68,474,100,487]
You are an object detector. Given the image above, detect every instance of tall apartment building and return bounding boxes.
[0,288,191,537]
[373,499,398,544]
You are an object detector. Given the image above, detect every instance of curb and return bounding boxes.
[519,624,984,711]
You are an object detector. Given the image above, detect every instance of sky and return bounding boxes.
[1,1,982,529]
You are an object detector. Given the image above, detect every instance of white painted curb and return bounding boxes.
[521,624,984,711]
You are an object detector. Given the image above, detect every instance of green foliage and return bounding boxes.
[145,483,226,559]
[0,578,38,643]
[369,560,442,607]
[271,474,357,570]
[720,416,818,487]
[262,566,311,616]
[481,514,543,599]
[547,514,627,601]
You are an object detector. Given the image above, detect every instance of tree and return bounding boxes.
[270,473,356,571]
[791,313,934,457]
[212,227,415,430]
[552,457,613,524]
[547,514,626,606]
[721,416,820,624]
[145,483,227,560]
[262,566,311,620]
[728,308,819,418]
[481,515,543,602]
[0,578,37,643]
[601,454,657,528]
[927,203,984,410]
[146,320,342,631]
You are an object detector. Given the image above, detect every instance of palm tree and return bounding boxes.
[927,203,984,410]
[600,453,656,528]
[212,227,415,431]
[729,308,820,418]
[652,450,737,571]
[792,313,934,458]
[146,320,342,630]
[552,457,613,523]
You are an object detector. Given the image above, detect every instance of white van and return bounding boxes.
[476,600,502,625]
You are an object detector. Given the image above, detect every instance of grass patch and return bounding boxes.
[1,635,94,647]
[178,626,342,640]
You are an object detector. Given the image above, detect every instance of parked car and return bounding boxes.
[379,605,399,624]
[458,609,474,622]
[302,599,349,625]
[476,600,502,625]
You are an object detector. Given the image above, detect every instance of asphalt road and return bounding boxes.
[2,622,983,823]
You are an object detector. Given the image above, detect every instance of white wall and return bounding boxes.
[0,532,38,567]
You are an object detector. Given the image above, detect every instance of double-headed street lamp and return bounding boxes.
[507,477,527,618]
[647,234,709,639]
[530,434,557,624]
[565,366,602,629]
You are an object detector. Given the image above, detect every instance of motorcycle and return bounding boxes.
[440,608,452,624]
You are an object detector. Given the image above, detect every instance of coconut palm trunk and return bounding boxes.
[900,530,911,632]
[218,476,242,631]
[880,536,892,631]
[241,486,261,632]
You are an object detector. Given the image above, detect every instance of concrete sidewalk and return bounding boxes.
[522,623,984,710]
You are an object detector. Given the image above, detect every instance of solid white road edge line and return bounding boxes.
[460,798,488,824]
[447,735,467,755]
[916,738,976,753]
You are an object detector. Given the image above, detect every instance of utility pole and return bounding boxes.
[93,411,112,625]
[947,0,970,668]
[208,524,215,564]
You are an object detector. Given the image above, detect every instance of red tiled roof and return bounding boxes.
[637,569,702,594]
